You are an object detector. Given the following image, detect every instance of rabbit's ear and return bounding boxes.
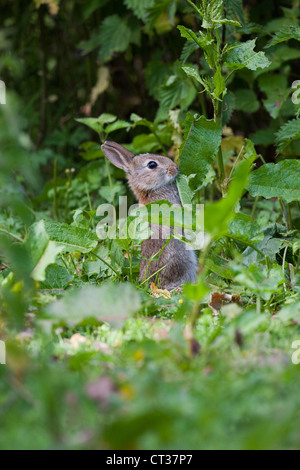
[101,141,134,171]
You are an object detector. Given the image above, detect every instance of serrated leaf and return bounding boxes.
[248,159,300,203]
[179,114,222,189]
[265,24,300,49]
[275,118,300,152]
[176,174,196,205]
[76,114,117,134]
[40,264,73,289]
[225,40,271,71]
[258,74,289,119]
[214,18,241,27]
[98,15,132,62]
[228,213,263,244]
[180,41,198,64]
[124,0,155,22]
[25,220,98,281]
[177,25,213,49]
[222,91,235,125]
[145,60,171,98]
[225,0,245,26]
[105,120,131,134]
[182,65,207,89]
[156,76,197,121]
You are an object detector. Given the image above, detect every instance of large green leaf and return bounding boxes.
[258,74,289,119]
[179,114,222,189]
[248,159,300,203]
[228,213,263,244]
[275,118,300,153]
[224,40,271,71]
[234,89,260,113]
[98,15,136,62]
[124,0,154,22]
[176,174,196,205]
[265,24,300,49]
[25,220,98,281]
[45,283,142,327]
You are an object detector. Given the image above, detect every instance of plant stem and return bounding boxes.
[91,251,120,278]
[214,100,225,186]
[85,183,95,230]
[279,199,292,231]
[0,228,23,243]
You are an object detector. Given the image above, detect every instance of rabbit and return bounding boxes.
[101,141,198,291]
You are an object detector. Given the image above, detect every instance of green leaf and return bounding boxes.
[275,118,300,153]
[177,25,216,69]
[265,24,300,49]
[224,40,271,71]
[156,75,197,121]
[79,142,104,161]
[124,0,155,22]
[40,264,73,289]
[180,41,198,64]
[234,264,285,300]
[225,0,245,26]
[98,15,133,62]
[25,220,98,281]
[76,114,117,134]
[179,114,222,189]
[213,66,226,99]
[248,160,300,203]
[258,74,289,119]
[177,25,213,50]
[234,89,260,113]
[99,183,123,203]
[228,213,263,244]
[182,65,208,89]
[277,301,300,323]
[45,283,142,327]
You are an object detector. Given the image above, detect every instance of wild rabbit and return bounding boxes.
[101,141,197,290]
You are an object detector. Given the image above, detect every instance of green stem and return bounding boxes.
[91,251,120,278]
[0,228,23,243]
[185,0,202,17]
[279,199,292,231]
[251,196,259,220]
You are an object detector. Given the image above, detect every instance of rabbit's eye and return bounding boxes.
[147,161,158,169]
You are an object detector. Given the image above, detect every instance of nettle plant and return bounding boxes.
[178,0,271,188]
[76,0,300,270]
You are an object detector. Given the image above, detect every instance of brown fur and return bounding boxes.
[101,141,197,290]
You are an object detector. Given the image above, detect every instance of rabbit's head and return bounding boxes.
[101,141,178,200]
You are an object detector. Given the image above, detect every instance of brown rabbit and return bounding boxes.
[101,141,197,290]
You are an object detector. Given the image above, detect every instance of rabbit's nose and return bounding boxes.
[167,165,178,176]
